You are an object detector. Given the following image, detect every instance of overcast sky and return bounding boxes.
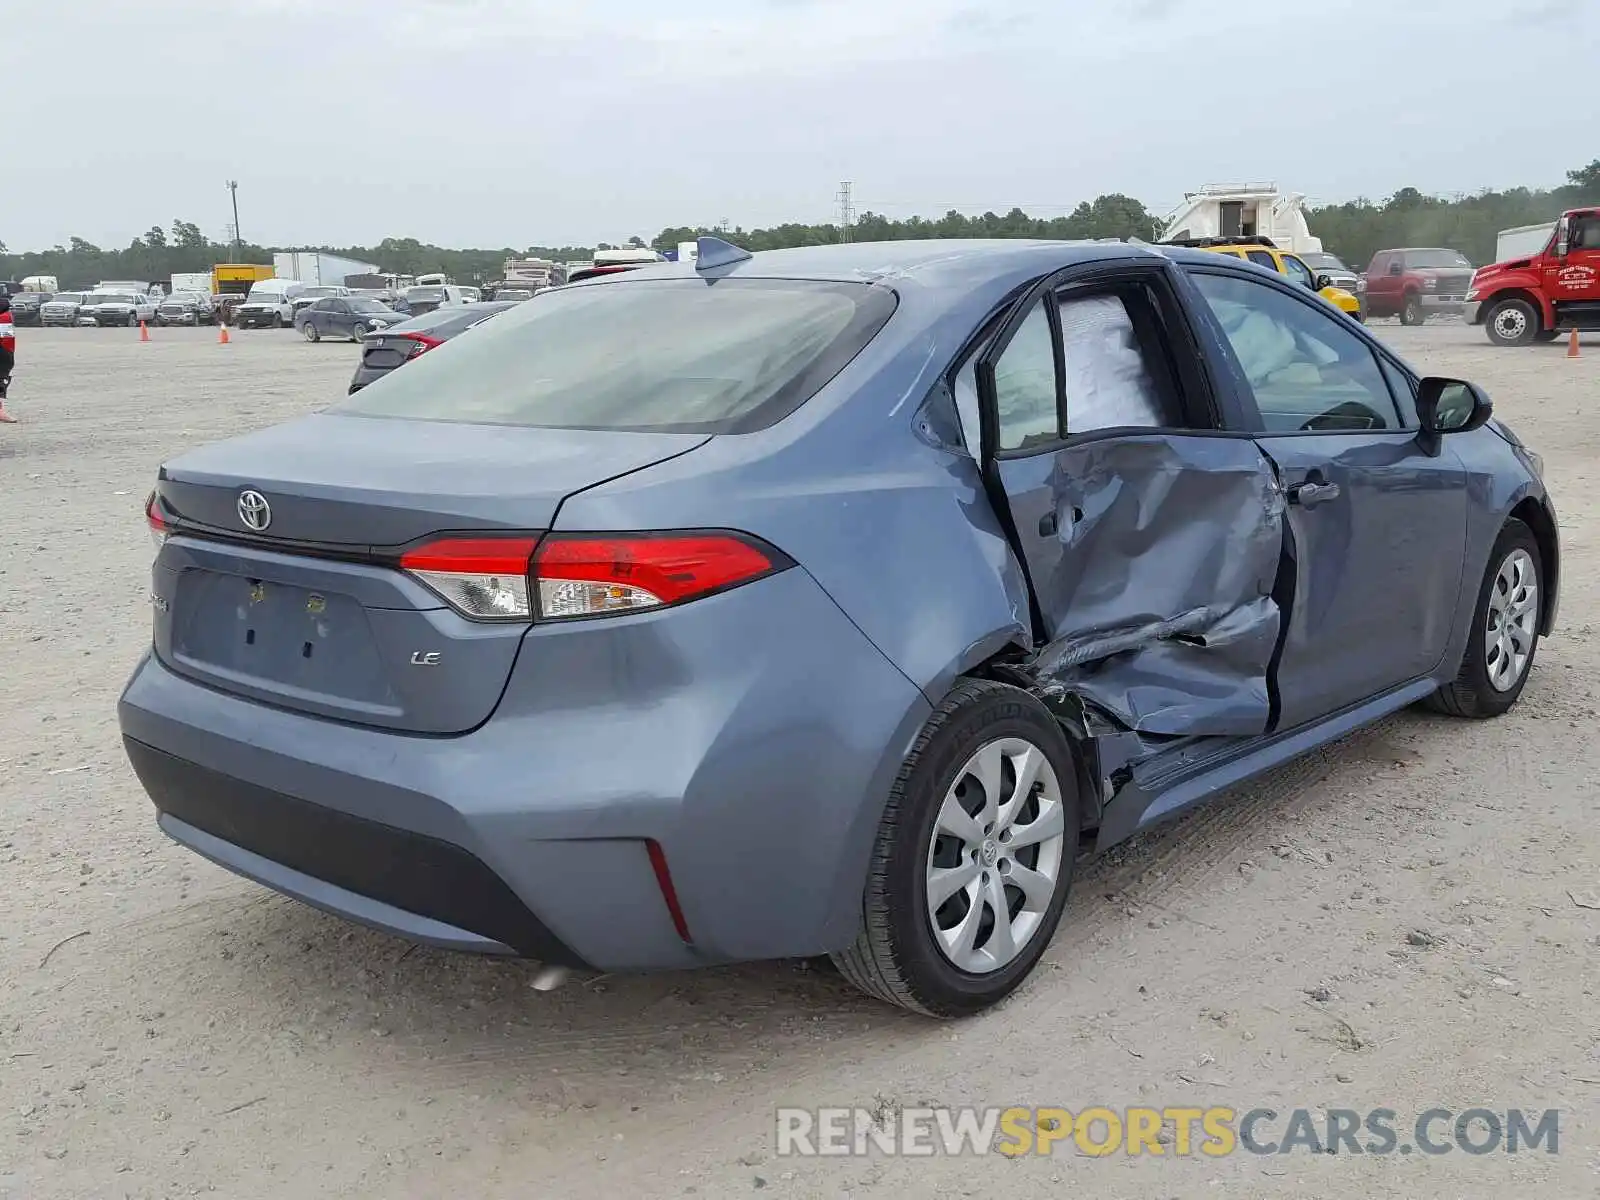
[3,0,1592,251]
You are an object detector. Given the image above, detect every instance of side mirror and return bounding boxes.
[1388,262,1403,276]
[1314,273,1333,290]
[1417,377,1491,453]
[1556,216,1570,259]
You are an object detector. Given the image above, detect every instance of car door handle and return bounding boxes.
[1288,480,1342,508]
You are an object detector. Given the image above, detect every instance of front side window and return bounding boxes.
[1191,272,1402,432]
[1281,255,1316,289]
[1246,250,1278,272]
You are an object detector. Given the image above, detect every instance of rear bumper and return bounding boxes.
[118,567,931,972]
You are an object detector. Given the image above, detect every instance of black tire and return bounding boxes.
[350,323,367,342]
[302,321,319,342]
[1399,293,1425,326]
[1485,298,1539,347]
[271,312,284,329]
[831,679,1081,1017]
[1426,519,1542,719]
[127,313,138,328]
[1534,329,1560,343]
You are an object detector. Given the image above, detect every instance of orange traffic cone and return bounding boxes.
[139,321,150,343]
[1569,329,1581,358]
[218,323,231,345]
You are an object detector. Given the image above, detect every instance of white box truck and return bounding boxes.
[271,251,381,288]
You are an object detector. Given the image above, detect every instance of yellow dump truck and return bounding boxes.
[211,263,275,297]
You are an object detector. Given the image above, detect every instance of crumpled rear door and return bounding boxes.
[993,433,1286,736]
[978,266,1288,739]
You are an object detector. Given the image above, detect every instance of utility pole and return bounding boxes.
[836,181,855,243]
[225,180,241,259]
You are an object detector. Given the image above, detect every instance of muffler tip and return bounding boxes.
[531,965,573,992]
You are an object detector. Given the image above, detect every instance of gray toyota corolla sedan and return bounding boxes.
[120,237,1558,1016]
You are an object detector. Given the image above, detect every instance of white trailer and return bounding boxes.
[170,272,213,295]
[272,251,380,288]
[1493,222,1556,264]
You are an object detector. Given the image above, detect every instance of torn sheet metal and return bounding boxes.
[1011,434,1286,737]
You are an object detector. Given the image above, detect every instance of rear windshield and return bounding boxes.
[337,278,896,434]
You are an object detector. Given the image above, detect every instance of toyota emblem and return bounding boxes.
[237,489,272,531]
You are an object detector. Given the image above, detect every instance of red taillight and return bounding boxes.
[145,491,169,548]
[399,537,538,620]
[398,531,785,622]
[397,332,442,358]
[532,533,780,620]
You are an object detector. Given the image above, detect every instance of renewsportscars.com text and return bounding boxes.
[775,1105,1560,1158]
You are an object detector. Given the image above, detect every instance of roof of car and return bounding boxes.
[575,238,1165,290]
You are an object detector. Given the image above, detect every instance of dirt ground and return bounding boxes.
[1,322,1597,1199]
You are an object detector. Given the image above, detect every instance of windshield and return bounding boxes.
[302,287,340,297]
[1302,253,1348,271]
[338,278,896,434]
[406,287,446,301]
[1405,249,1472,269]
[53,294,86,304]
[244,291,281,303]
[168,292,205,303]
[348,299,390,313]
[94,294,136,305]
[497,289,533,299]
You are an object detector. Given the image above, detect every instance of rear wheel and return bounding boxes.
[1426,519,1542,718]
[1400,293,1425,326]
[302,321,320,342]
[1485,298,1539,346]
[832,679,1080,1017]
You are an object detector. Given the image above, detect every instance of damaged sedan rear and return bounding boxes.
[119,237,1558,1017]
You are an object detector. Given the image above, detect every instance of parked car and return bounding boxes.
[7,291,52,326]
[564,264,645,283]
[213,294,249,327]
[400,284,471,315]
[122,239,1557,1017]
[1358,248,1475,325]
[157,291,217,326]
[491,287,535,302]
[1162,236,1363,320]
[345,301,515,392]
[295,296,405,343]
[39,292,91,327]
[234,281,306,329]
[290,285,352,317]
[1298,251,1360,295]
[87,292,159,327]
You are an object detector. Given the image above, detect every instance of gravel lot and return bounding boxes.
[2,324,1597,1198]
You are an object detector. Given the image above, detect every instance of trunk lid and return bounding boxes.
[152,414,709,733]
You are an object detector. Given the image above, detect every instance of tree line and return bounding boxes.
[5,162,1597,288]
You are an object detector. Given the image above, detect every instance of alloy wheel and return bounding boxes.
[1485,548,1538,692]
[925,737,1068,975]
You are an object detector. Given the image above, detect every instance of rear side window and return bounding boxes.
[339,279,897,434]
[1246,250,1278,271]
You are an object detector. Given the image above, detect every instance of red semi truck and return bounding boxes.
[1466,207,1600,345]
